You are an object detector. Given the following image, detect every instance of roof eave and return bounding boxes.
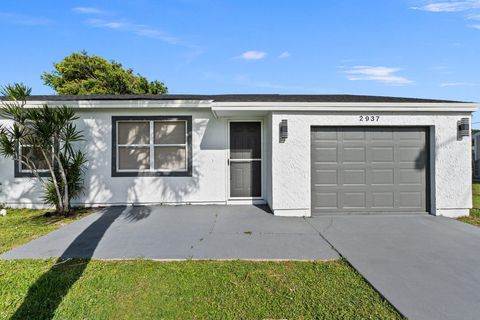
[212,101,479,112]
[5,99,478,112]
[19,99,214,109]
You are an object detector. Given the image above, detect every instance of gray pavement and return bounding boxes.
[309,215,480,320]
[0,205,338,260]
[3,206,480,319]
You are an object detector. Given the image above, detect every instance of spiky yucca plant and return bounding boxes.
[0,83,87,214]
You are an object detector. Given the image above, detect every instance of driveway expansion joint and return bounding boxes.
[303,217,341,256]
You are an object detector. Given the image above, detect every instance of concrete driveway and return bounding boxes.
[309,215,480,320]
[0,205,338,260]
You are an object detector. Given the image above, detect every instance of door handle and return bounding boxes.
[227,158,230,166]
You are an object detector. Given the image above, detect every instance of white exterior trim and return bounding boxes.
[20,100,213,109]
[212,102,478,113]
[8,99,478,113]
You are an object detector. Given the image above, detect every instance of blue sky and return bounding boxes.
[1,0,479,124]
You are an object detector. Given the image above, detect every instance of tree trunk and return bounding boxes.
[40,148,64,213]
[54,153,69,214]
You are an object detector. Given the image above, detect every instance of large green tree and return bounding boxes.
[42,51,168,95]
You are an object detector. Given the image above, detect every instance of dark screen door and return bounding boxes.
[229,122,262,198]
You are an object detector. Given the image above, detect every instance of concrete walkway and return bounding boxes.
[0,205,338,260]
[309,215,480,320]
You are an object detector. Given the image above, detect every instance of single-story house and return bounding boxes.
[0,94,477,217]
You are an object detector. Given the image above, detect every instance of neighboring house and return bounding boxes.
[0,94,477,217]
[472,132,480,179]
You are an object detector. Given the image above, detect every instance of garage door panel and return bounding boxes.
[313,192,338,209]
[311,127,428,214]
[399,169,423,185]
[313,169,337,185]
[313,147,337,163]
[397,130,424,140]
[370,129,394,140]
[372,147,394,162]
[372,192,395,208]
[399,192,423,208]
[312,127,337,140]
[343,147,366,163]
[399,146,425,163]
[371,169,394,185]
[343,169,366,185]
[343,129,366,140]
[343,192,367,208]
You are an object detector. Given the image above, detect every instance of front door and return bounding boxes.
[229,122,262,198]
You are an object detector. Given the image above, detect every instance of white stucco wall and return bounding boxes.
[0,109,231,207]
[270,112,472,218]
[0,105,474,218]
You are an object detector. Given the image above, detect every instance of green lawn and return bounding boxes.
[0,259,402,319]
[458,181,480,227]
[0,208,92,254]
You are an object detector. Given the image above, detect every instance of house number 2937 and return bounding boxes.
[359,115,380,122]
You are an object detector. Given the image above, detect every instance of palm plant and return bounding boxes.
[0,83,87,214]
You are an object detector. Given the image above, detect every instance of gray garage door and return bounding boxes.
[311,127,429,215]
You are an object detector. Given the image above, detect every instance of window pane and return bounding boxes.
[118,122,150,145]
[118,147,150,170]
[229,122,261,159]
[21,146,49,171]
[154,121,186,144]
[154,146,186,170]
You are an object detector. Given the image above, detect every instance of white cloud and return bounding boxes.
[0,12,51,25]
[84,18,203,62]
[411,1,480,12]
[72,7,105,15]
[440,82,477,86]
[412,2,480,29]
[344,66,413,85]
[87,19,180,44]
[467,13,480,19]
[239,51,267,60]
[279,51,290,59]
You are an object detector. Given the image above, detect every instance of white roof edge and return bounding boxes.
[20,99,214,108]
[7,100,478,112]
[212,101,479,112]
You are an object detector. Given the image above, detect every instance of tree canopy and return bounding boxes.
[41,51,168,95]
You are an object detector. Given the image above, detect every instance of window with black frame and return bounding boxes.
[15,144,53,177]
[112,116,192,177]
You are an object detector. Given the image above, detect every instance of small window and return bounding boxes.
[112,116,192,177]
[15,145,53,178]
